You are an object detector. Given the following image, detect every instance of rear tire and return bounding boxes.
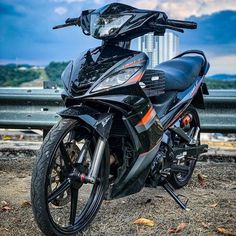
[169,106,200,189]
[31,118,108,235]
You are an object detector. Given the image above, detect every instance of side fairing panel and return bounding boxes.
[62,45,141,97]
[109,142,160,199]
[125,102,163,153]
[97,92,163,199]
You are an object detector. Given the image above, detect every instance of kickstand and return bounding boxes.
[162,181,189,210]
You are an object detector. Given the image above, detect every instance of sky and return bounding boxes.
[0,0,236,75]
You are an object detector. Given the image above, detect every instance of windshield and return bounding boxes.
[90,13,132,38]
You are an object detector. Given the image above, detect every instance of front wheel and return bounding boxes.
[31,118,108,236]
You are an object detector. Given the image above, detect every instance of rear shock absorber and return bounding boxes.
[181,113,193,131]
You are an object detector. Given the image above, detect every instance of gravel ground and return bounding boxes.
[0,152,236,236]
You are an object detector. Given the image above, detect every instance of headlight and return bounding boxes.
[92,67,140,92]
[90,14,132,38]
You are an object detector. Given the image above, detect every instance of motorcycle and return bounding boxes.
[31,3,209,235]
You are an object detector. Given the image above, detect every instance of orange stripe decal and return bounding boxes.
[138,107,155,126]
[127,71,144,83]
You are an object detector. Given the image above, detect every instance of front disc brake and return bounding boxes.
[49,141,80,206]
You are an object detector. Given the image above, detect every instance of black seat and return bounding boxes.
[155,56,204,91]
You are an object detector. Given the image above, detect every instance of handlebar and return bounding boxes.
[52,13,197,35]
[148,13,197,34]
[167,19,197,29]
[53,17,80,29]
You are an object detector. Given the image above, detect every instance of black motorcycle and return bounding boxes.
[31,3,209,235]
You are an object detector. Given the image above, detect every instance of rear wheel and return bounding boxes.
[31,119,108,235]
[169,106,200,189]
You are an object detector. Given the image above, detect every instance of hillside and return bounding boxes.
[45,61,69,88]
[207,74,236,80]
[0,65,42,87]
[20,69,48,87]
[205,78,236,89]
[0,63,235,89]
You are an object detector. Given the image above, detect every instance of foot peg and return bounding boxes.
[173,144,208,157]
[162,181,189,210]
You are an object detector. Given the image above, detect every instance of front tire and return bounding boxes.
[31,118,108,235]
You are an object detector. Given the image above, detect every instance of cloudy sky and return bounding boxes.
[0,0,236,75]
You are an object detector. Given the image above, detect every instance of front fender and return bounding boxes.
[58,105,113,139]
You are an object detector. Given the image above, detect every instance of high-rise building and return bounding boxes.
[138,32,179,68]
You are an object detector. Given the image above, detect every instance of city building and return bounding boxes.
[138,32,180,68]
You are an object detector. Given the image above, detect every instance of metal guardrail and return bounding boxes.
[199,90,236,132]
[0,89,235,133]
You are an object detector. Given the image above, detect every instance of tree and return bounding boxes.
[45,61,69,87]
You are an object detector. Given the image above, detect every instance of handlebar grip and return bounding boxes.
[167,19,197,29]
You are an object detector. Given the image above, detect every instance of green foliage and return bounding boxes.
[1,62,236,90]
[45,61,69,87]
[205,78,236,89]
[0,65,41,87]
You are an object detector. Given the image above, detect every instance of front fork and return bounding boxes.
[84,137,107,184]
[60,110,113,184]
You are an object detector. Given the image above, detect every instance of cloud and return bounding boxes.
[1,0,236,76]
[52,0,86,3]
[133,1,158,10]
[208,55,236,75]
[93,0,105,4]
[128,0,236,19]
[54,6,68,15]
[180,11,236,53]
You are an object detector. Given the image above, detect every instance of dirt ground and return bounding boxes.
[0,151,236,236]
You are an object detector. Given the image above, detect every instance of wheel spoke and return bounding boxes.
[69,187,79,225]
[48,179,71,203]
[59,142,72,171]
[76,139,90,164]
